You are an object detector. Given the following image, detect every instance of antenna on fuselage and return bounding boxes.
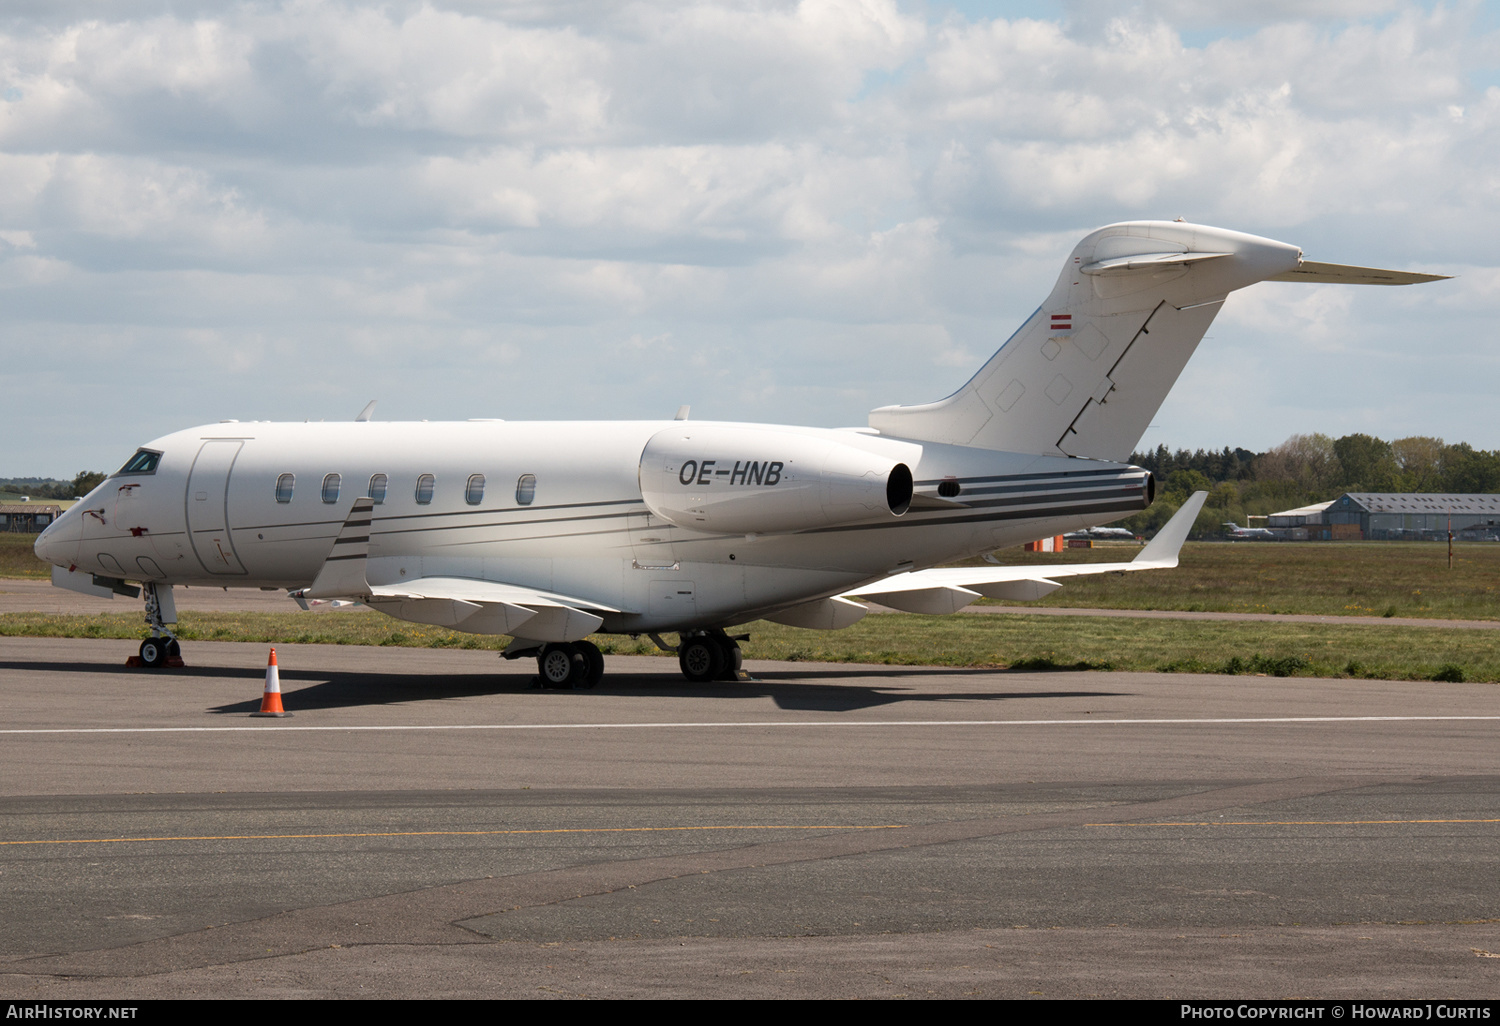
[675,405,690,421]
[355,400,377,422]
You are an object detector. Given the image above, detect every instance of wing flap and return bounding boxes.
[367,576,624,614]
[765,596,870,630]
[969,578,1064,602]
[366,577,613,641]
[870,585,983,615]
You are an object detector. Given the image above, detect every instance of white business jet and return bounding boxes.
[34,221,1444,686]
[1222,522,1280,541]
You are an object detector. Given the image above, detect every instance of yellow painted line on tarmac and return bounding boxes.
[0,823,907,847]
[1090,818,1500,827]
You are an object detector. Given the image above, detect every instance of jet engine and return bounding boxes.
[639,425,912,535]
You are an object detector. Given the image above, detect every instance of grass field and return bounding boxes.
[0,532,51,578]
[977,540,1500,620]
[7,532,1500,681]
[4,607,1496,683]
[6,533,1499,618]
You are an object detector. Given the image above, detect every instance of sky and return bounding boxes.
[3,0,1497,476]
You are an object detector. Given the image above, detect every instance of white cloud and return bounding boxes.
[0,0,1496,473]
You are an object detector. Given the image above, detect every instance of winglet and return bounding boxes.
[1132,490,1208,568]
[305,497,375,599]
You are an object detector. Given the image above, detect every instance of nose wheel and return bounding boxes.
[138,637,168,669]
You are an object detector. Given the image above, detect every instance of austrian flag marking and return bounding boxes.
[1049,312,1073,335]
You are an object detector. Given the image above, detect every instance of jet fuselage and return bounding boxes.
[37,419,1151,633]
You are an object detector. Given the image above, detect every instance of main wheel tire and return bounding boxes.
[537,644,583,688]
[715,640,743,681]
[574,640,605,689]
[678,635,726,683]
[164,639,181,660]
[139,638,167,669]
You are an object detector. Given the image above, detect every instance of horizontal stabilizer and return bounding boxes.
[1268,261,1450,285]
[839,491,1207,615]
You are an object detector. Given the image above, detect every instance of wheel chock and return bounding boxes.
[129,655,185,667]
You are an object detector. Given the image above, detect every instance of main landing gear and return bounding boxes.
[676,630,745,683]
[535,640,605,689]
[509,630,750,687]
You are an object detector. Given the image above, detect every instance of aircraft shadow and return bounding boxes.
[202,670,1126,714]
[0,658,1129,715]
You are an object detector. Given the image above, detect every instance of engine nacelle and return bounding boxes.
[639,425,913,535]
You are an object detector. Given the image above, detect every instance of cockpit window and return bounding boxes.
[116,450,161,475]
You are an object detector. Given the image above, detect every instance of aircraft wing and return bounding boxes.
[837,491,1207,615]
[363,578,615,641]
[298,497,619,641]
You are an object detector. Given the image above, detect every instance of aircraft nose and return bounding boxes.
[34,511,80,566]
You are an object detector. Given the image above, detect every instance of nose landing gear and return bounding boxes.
[129,583,184,669]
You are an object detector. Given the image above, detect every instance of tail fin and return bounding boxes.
[869,221,1444,461]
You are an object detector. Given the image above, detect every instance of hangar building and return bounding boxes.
[1296,493,1500,541]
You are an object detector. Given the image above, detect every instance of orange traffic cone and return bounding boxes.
[251,647,291,717]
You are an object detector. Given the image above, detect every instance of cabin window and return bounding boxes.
[117,450,161,475]
[415,474,435,505]
[368,474,387,505]
[275,474,295,503]
[321,473,341,504]
[516,474,536,506]
[465,474,485,505]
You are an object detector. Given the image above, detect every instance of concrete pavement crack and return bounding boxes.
[0,773,1407,980]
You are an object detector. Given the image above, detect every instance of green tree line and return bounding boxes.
[0,472,107,500]
[1124,435,1500,538]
